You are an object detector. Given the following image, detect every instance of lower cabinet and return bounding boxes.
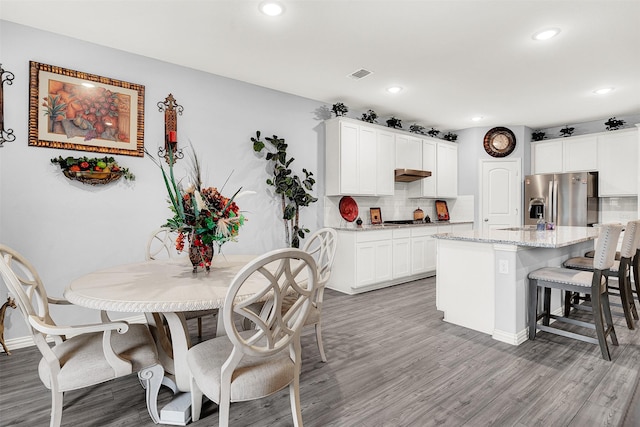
[355,233,393,288]
[411,227,438,275]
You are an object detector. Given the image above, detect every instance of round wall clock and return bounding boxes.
[483,127,516,157]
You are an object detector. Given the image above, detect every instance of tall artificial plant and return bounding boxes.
[251,131,317,248]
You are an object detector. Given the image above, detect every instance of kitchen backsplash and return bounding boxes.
[324,183,475,228]
[600,197,638,224]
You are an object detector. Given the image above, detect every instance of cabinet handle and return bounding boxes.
[484,218,489,222]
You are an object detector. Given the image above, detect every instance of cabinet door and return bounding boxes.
[396,134,422,170]
[376,130,395,196]
[532,140,563,174]
[421,139,437,197]
[563,136,597,172]
[598,130,638,196]
[436,142,458,198]
[358,126,377,195]
[375,241,393,282]
[339,121,360,194]
[355,243,376,287]
[411,236,427,275]
[392,238,411,278]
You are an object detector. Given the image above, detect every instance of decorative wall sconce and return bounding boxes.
[0,64,16,147]
[157,93,184,164]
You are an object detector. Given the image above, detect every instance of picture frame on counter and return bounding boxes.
[370,207,382,225]
[28,61,145,157]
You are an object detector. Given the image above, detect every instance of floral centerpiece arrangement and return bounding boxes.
[148,147,245,272]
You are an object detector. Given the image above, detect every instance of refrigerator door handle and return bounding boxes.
[553,180,559,224]
[548,180,553,223]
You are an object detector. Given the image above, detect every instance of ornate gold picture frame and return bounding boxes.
[29,61,144,157]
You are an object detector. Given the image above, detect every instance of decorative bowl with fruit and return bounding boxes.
[51,156,135,185]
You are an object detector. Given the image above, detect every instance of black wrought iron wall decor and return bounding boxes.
[0,64,16,147]
[157,93,184,165]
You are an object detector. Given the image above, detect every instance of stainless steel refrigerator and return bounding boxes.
[524,172,599,227]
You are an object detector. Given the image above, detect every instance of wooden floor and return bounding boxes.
[1,277,639,426]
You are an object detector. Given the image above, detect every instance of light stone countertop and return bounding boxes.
[434,225,599,249]
[333,220,473,231]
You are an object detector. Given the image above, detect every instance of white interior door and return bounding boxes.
[480,159,521,233]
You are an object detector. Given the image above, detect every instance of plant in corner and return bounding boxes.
[251,131,318,248]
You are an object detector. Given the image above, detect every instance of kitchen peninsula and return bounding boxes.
[435,226,599,346]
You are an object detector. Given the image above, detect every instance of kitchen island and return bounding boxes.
[435,226,599,345]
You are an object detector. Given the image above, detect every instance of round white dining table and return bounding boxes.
[65,254,260,425]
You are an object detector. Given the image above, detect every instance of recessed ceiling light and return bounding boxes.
[471,116,483,122]
[532,28,561,41]
[387,86,403,94]
[259,1,284,16]
[593,87,614,95]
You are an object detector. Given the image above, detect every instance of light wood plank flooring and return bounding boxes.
[1,277,639,426]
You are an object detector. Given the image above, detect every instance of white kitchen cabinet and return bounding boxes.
[408,138,458,198]
[354,232,392,288]
[411,227,438,275]
[392,229,411,279]
[376,130,396,196]
[325,118,394,196]
[395,134,422,170]
[532,139,563,174]
[563,135,597,172]
[437,142,458,198]
[597,129,638,196]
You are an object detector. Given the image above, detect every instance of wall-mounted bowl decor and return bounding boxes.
[51,155,134,185]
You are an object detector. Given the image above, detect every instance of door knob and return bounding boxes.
[484,218,489,222]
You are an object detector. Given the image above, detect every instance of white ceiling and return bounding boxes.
[2,0,639,131]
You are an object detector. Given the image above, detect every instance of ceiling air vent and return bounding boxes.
[348,68,373,80]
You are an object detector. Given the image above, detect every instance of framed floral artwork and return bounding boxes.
[29,61,145,157]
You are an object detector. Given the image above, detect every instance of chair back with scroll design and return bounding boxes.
[0,244,163,427]
[146,226,179,260]
[187,248,317,427]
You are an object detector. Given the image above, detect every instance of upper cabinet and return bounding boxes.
[531,135,597,174]
[408,138,458,198]
[325,118,395,196]
[530,128,638,197]
[395,134,422,170]
[597,129,638,197]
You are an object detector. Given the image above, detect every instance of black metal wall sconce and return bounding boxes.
[0,64,16,147]
[157,93,184,165]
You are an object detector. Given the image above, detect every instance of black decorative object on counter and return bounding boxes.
[604,117,625,131]
[361,109,378,123]
[427,128,440,138]
[443,132,458,142]
[531,130,546,141]
[331,102,348,117]
[559,125,575,137]
[386,116,402,129]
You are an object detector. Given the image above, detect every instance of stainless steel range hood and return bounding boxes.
[394,169,432,182]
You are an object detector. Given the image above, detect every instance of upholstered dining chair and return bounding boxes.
[528,223,623,361]
[563,220,640,329]
[0,244,164,426]
[187,248,318,427]
[146,227,217,339]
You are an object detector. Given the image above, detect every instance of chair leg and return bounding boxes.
[601,291,618,346]
[197,317,203,339]
[139,363,164,424]
[542,288,552,326]
[591,290,612,361]
[618,265,637,328]
[315,322,327,362]
[563,291,573,317]
[528,279,539,340]
[190,375,204,422]
[50,391,63,427]
[290,377,303,427]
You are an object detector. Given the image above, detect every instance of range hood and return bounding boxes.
[394,169,432,182]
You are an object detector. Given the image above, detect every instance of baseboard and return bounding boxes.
[1,314,148,353]
[492,328,529,346]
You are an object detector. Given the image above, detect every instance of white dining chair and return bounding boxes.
[187,248,318,427]
[0,244,164,426]
[146,227,217,339]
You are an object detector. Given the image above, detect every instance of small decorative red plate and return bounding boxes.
[339,196,358,222]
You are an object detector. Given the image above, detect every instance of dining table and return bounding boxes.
[64,254,261,425]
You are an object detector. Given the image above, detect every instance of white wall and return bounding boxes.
[0,21,326,340]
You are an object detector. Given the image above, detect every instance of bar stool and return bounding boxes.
[528,223,623,361]
[564,220,640,329]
